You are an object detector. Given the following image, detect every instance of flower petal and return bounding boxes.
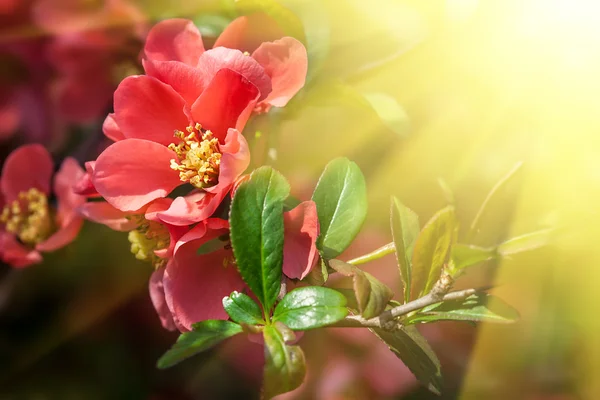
[114,75,190,146]
[102,113,125,142]
[214,12,285,54]
[142,59,207,106]
[54,157,86,228]
[73,161,99,197]
[157,189,228,226]
[92,139,182,212]
[149,267,177,331]
[190,68,259,141]
[252,37,307,107]
[1,144,53,202]
[197,47,271,101]
[144,18,205,65]
[164,246,245,331]
[77,201,137,231]
[0,232,42,268]
[205,129,249,194]
[36,218,83,252]
[283,201,320,280]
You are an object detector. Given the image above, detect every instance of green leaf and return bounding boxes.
[390,197,420,303]
[230,166,290,312]
[263,325,306,399]
[279,0,330,82]
[410,206,457,299]
[406,293,520,324]
[451,244,496,271]
[273,287,348,330]
[193,14,232,38]
[371,326,443,395]
[329,259,393,319]
[497,229,552,256]
[157,320,242,369]
[467,162,523,241]
[222,291,265,325]
[304,258,329,286]
[312,158,367,260]
[362,93,410,137]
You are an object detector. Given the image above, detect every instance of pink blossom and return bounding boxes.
[0,144,85,267]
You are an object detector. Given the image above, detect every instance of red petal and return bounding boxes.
[149,267,177,331]
[113,75,190,146]
[144,19,205,66]
[77,201,137,231]
[103,113,125,142]
[253,37,307,107]
[158,189,228,226]
[92,139,182,212]
[214,13,285,54]
[0,232,42,268]
[73,161,99,197]
[36,218,83,252]
[197,47,271,101]
[53,157,86,228]
[1,144,53,202]
[142,59,207,106]
[283,201,320,280]
[191,68,259,141]
[164,247,245,331]
[205,129,249,194]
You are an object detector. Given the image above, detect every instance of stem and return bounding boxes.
[346,242,395,265]
[333,288,478,329]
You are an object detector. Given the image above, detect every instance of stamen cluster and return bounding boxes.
[168,124,221,189]
[0,188,52,245]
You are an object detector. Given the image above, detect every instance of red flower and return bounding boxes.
[150,201,319,332]
[42,0,147,123]
[77,197,188,268]
[91,18,307,225]
[0,144,85,267]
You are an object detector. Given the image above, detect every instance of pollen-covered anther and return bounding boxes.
[168,123,221,189]
[0,188,52,245]
[128,217,170,269]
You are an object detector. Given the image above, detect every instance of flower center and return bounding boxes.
[127,216,170,269]
[0,188,52,245]
[168,123,221,189]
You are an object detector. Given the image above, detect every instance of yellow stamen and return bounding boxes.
[168,123,221,189]
[0,188,52,245]
[127,216,170,269]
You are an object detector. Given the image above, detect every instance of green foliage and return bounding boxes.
[273,287,348,330]
[410,206,457,299]
[157,320,243,369]
[406,293,520,324]
[362,93,411,137]
[329,260,393,319]
[312,157,368,260]
[222,291,265,325]
[451,244,496,271]
[263,324,306,399]
[390,197,420,303]
[193,14,232,37]
[370,326,443,395]
[498,229,552,256]
[230,166,290,313]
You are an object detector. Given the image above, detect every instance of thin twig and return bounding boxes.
[333,287,478,330]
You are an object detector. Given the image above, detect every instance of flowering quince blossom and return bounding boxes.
[150,200,319,332]
[90,17,307,226]
[0,144,85,267]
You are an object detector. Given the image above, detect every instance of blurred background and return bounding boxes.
[1,0,598,398]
